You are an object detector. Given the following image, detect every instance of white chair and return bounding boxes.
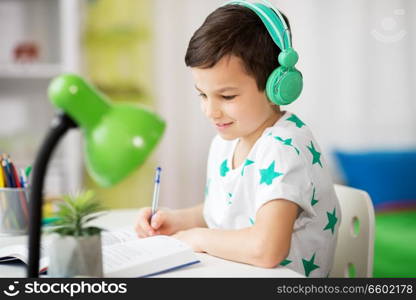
[329,184,375,278]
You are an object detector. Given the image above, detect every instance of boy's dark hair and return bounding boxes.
[185,4,291,91]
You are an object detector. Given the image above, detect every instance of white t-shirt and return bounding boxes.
[203,111,341,277]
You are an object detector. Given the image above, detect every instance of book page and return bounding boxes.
[0,228,138,265]
[0,244,29,263]
[103,235,196,276]
[101,227,139,246]
[0,231,198,277]
[0,244,49,272]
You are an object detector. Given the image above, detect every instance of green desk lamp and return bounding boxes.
[27,74,165,277]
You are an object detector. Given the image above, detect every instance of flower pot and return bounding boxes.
[48,233,103,277]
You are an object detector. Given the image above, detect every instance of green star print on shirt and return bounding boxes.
[220,159,229,177]
[241,159,254,176]
[311,187,319,206]
[302,253,320,277]
[286,114,306,128]
[307,141,323,168]
[323,208,338,234]
[274,136,300,155]
[280,259,292,266]
[259,161,283,185]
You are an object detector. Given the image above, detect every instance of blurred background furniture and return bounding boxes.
[0,0,82,198]
[335,150,416,277]
[330,184,375,278]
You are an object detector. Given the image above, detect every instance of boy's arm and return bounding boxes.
[172,202,207,231]
[175,199,298,268]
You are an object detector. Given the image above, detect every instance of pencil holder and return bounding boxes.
[0,188,30,236]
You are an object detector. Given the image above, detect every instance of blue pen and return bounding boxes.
[19,169,27,188]
[151,167,162,218]
[1,156,23,228]
[6,158,16,188]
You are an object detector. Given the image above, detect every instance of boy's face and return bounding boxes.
[191,55,277,142]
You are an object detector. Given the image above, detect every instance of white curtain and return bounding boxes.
[153,0,416,209]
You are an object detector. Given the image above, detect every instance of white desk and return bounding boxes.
[0,209,303,278]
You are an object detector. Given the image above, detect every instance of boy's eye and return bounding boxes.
[222,95,236,100]
[198,93,207,99]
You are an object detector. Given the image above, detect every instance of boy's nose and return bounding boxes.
[205,99,222,119]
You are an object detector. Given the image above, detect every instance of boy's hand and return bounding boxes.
[135,207,178,238]
[172,228,206,253]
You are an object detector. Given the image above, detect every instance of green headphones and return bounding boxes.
[225,0,303,105]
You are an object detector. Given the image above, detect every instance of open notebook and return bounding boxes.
[0,228,199,277]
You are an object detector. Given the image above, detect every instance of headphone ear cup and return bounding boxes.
[266,67,285,105]
[266,67,303,105]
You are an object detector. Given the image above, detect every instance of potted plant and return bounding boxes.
[46,190,105,277]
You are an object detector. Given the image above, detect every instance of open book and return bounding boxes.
[0,228,200,277]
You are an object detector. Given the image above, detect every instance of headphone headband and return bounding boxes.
[225,0,291,50]
[257,0,291,47]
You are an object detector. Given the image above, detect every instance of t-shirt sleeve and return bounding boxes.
[203,135,219,226]
[206,135,223,177]
[253,133,316,219]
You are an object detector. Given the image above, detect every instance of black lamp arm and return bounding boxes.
[27,113,78,277]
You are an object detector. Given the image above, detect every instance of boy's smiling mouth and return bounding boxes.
[215,121,234,129]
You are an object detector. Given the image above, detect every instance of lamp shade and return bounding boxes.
[47,74,165,187]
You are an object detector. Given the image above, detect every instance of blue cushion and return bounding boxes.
[334,150,416,207]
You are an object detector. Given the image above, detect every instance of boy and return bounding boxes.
[135,1,341,278]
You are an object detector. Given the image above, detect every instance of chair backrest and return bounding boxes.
[329,184,375,277]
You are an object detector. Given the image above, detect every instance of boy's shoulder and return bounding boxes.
[264,111,314,145]
[254,112,321,164]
